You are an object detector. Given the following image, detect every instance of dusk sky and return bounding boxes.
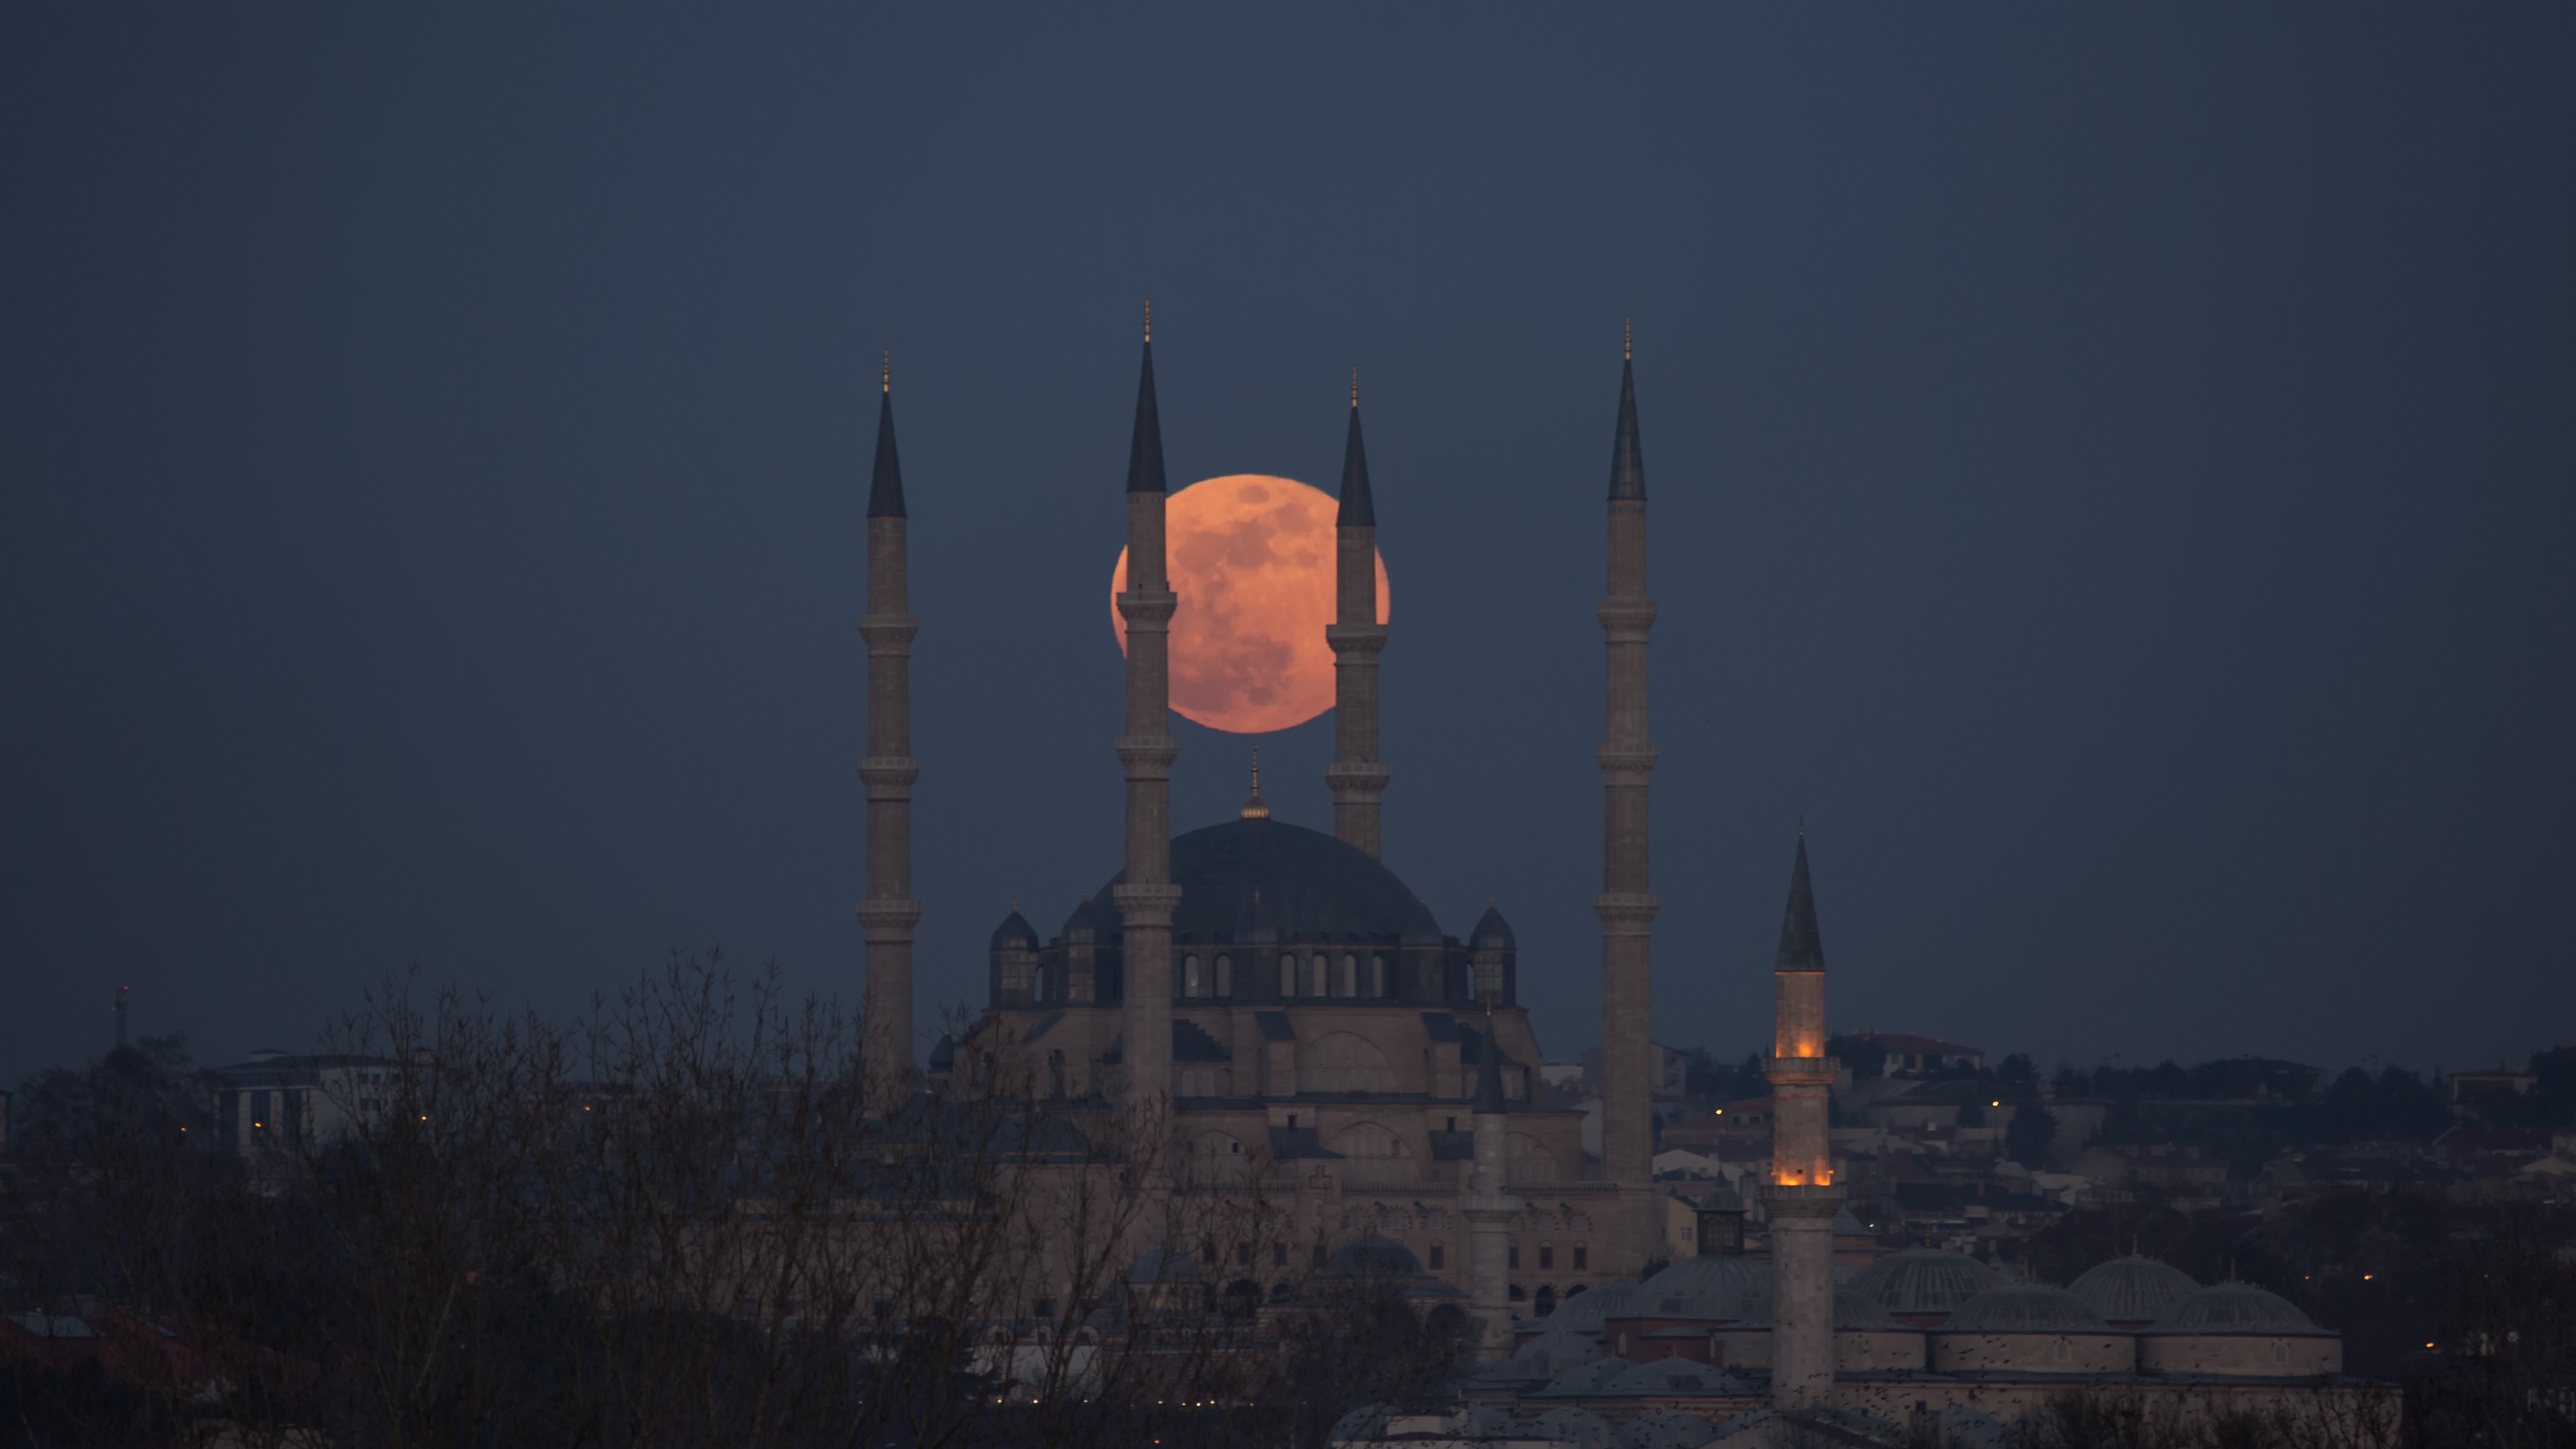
[5,7,2570,1086]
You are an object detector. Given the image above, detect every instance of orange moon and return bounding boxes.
[1112,474,1392,734]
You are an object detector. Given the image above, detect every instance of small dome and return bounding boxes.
[1535,1358,1636,1398]
[1472,903,1517,950]
[1529,1406,1619,1448]
[1834,1287,1900,1330]
[2149,1283,2329,1336]
[1638,1254,1767,1320]
[1603,1360,1750,1397]
[1513,1324,1607,1374]
[1941,1284,2109,1333]
[990,910,1038,952]
[1617,1409,1716,1449]
[2069,1257,2200,1324]
[1542,1282,1640,1336]
[1320,1235,1424,1279]
[1849,1248,1998,1317]
[1123,1247,1206,1285]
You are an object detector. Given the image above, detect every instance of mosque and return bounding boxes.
[851,319,2375,1437]
[856,312,1669,1319]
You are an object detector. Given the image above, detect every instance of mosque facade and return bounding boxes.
[862,312,1668,1305]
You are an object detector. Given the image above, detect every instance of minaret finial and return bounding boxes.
[882,348,890,394]
[1240,745,1270,819]
[1143,297,1152,343]
[1350,365,1359,408]
[1623,315,1632,361]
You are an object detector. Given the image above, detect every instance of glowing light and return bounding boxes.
[1112,474,1391,733]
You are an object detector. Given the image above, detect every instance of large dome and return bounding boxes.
[1942,1284,2109,1333]
[1073,818,1443,944]
[2149,1283,2330,1337]
[2069,1258,2200,1325]
[1849,1249,1998,1318]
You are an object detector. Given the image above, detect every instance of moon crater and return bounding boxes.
[1112,474,1391,734]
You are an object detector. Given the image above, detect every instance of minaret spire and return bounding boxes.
[1593,324,1660,1270]
[1326,370,1389,856]
[1114,306,1181,1124]
[857,352,923,1103]
[1764,828,1843,1408]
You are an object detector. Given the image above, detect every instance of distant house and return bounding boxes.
[1840,1032,1982,1078]
[2451,1067,2538,1104]
[211,1050,407,1154]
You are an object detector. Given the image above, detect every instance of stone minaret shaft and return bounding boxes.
[1595,335,1660,1250]
[1115,310,1180,1112]
[1327,373,1390,857]
[857,356,922,1093]
[1460,1015,1519,1360]
[1765,830,1842,1409]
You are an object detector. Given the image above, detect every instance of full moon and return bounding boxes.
[1112,474,1392,734]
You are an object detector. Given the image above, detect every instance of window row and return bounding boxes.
[1177,952,1391,999]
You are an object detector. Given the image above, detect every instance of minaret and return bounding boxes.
[857,352,923,1100]
[1764,828,1843,1409]
[1593,322,1660,1262]
[1460,1008,1521,1360]
[1115,303,1182,1116]
[1326,368,1391,858]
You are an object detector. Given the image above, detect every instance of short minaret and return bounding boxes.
[1764,828,1844,1409]
[1326,369,1391,858]
[857,352,923,1099]
[1115,304,1182,1115]
[1593,324,1661,1263]
[1460,1009,1521,1360]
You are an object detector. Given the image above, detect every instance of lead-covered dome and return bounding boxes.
[990,910,1039,952]
[1513,1324,1607,1374]
[2069,1257,2200,1325]
[1942,1284,2109,1333]
[2149,1283,2329,1336]
[1074,818,1443,944]
[1540,1282,1639,1336]
[1849,1249,1998,1318]
[1637,1254,1767,1320]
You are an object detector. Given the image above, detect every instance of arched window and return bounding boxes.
[1507,1132,1559,1182]
[1326,1121,1411,1159]
[1215,954,1232,997]
[1476,958,1504,1001]
[1303,1033,1399,1093]
[1338,954,1358,997]
[1534,1284,1556,1316]
[1281,955,1297,997]
[1367,955,1386,997]
[1183,954,1203,997]
[1309,953,1329,998]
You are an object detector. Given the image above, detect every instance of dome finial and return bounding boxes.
[1240,746,1270,819]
